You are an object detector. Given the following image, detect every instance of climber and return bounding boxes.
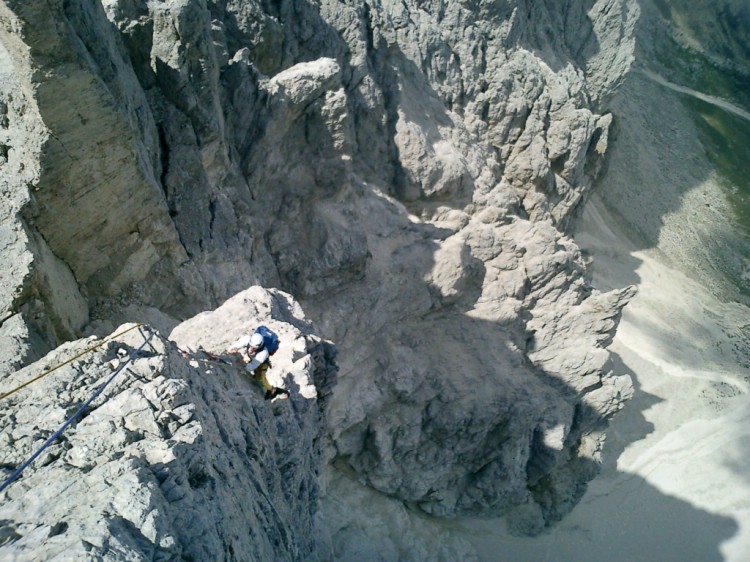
[228,327,289,401]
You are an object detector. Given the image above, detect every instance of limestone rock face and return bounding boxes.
[0,287,337,561]
[1,0,641,552]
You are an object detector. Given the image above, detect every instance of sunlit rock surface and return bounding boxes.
[0,0,647,558]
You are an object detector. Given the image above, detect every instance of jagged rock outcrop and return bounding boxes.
[0,286,337,560]
[1,0,641,554]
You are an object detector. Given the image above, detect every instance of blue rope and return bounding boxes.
[0,328,155,495]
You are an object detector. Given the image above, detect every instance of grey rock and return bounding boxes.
[0,287,336,561]
[0,0,642,555]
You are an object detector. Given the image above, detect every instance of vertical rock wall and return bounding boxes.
[0,3,89,375]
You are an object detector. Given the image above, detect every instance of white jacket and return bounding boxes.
[228,335,270,373]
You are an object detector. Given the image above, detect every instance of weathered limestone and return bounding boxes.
[0,287,337,561]
[0,0,642,556]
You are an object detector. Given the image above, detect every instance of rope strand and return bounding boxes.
[0,327,155,495]
[0,323,144,402]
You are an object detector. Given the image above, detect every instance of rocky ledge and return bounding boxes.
[0,287,336,561]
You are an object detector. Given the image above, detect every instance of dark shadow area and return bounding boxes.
[441,348,739,561]
[460,472,739,562]
[594,352,659,470]
[510,0,602,74]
